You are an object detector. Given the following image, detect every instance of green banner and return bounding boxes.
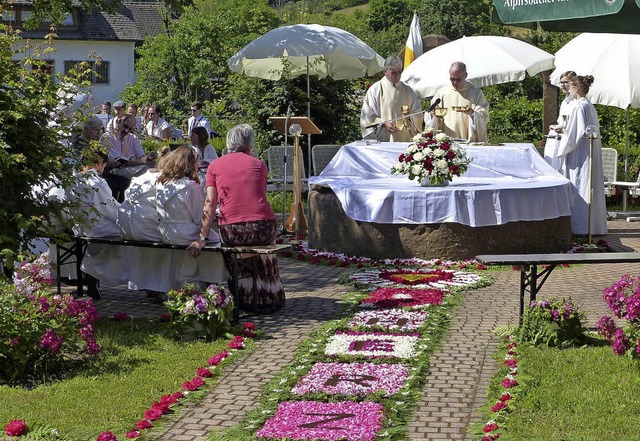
[493,0,624,24]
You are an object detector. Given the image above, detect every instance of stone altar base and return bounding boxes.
[308,189,573,261]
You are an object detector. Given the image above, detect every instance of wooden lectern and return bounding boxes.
[269,116,321,238]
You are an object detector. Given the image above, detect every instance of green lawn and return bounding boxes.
[0,318,242,440]
[479,341,640,441]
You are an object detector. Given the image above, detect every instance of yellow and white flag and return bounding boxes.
[404,12,423,68]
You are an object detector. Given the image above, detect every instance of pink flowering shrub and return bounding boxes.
[596,274,640,357]
[519,297,585,347]
[0,254,100,383]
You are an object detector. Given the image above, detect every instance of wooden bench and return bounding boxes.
[55,236,291,313]
[475,252,640,323]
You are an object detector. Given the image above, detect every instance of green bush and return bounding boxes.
[487,95,544,144]
[518,297,586,348]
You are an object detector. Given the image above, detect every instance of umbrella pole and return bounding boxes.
[588,135,594,245]
[307,59,312,178]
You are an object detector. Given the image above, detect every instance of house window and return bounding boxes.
[1,8,75,28]
[64,60,110,84]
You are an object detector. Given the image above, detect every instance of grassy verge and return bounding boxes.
[0,318,249,440]
[475,337,640,441]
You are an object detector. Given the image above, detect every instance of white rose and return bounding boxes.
[406,144,417,154]
[433,148,445,158]
[436,159,448,171]
[413,151,424,161]
[411,164,423,176]
[435,132,448,142]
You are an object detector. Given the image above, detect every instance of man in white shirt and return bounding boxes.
[185,100,211,138]
[360,56,423,142]
[106,100,126,133]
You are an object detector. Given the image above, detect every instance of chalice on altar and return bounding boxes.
[434,106,447,131]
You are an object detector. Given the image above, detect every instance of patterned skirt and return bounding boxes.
[219,219,284,310]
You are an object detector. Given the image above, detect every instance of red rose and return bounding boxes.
[491,401,508,412]
[136,420,153,429]
[499,393,513,402]
[483,422,499,432]
[449,165,458,174]
[5,420,27,437]
[143,408,163,421]
[243,329,255,338]
[197,367,213,378]
[112,311,129,321]
[97,431,117,441]
[126,430,141,439]
[159,313,171,322]
[446,150,456,159]
[440,142,450,150]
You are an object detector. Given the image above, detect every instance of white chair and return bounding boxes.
[267,146,308,192]
[312,144,341,175]
[601,148,618,197]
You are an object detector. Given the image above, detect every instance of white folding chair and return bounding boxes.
[601,147,618,197]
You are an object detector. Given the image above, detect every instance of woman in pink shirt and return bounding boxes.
[188,124,283,310]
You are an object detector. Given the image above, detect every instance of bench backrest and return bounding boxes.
[267,146,307,182]
[312,144,341,175]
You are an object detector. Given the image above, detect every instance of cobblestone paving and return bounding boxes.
[90,219,640,441]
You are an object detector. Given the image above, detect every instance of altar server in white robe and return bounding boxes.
[70,147,130,298]
[117,147,183,292]
[360,55,423,142]
[544,70,577,171]
[155,146,227,285]
[557,75,607,236]
[425,61,489,142]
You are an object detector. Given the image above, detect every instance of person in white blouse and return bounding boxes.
[556,74,607,236]
[544,70,577,171]
[155,146,226,285]
[185,101,211,137]
[145,103,172,142]
[69,146,129,299]
[190,126,218,165]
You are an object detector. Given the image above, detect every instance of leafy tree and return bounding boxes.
[0,28,90,258]
[416,0,497,40]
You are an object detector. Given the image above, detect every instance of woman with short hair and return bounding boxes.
[188,124,284,311]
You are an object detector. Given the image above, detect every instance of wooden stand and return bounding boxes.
[268,116,321,238]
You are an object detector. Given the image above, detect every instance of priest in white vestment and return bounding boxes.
[425,61,489,142]
[360,56,423,142]
[544,70,576,172]
[556,75,607,236]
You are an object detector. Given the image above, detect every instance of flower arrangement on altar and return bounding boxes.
[165,283,234,341]
[391,128,472,185]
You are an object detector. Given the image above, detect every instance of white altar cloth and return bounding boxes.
[308,142,574,227]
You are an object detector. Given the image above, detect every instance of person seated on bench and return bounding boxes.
[156,146,226,286]
[69,144,130,300]
[188,123,284,311]
[116,146,180,295]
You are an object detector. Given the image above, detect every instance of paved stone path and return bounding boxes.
[92,219,640,441]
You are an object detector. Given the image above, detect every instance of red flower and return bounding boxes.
[172,391,185,400]
[183,376,205,391]
[197,366,213,378]
[499,393,513,402]
[151,401,170,414]
[243,329,255,338]
[501,377,519,388]
[483,422,499,432]
[136,420,152,429]
[97,431,117,441]
[208,350,229,366]
[126,430,141,438]
[503,358,517,368]
[228,336,244,349]
[159,393,178,406]
[295,254,306,261]
[5,419,27,437]
[159,313,171,322]
[491,401,508,412]
[143,408,163,421]
[440,142,450,150]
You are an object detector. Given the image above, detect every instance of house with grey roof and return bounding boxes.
[6,0,165,108]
